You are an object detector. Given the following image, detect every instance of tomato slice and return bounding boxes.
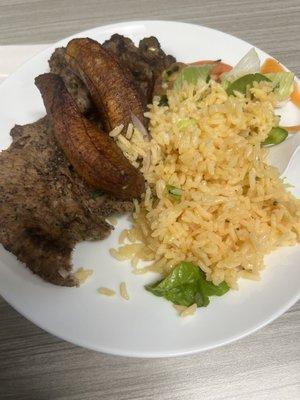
[211,62,232,76]
[188,60,232,80]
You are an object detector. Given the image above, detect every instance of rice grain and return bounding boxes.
[120,282,130,300]
[97,287,116,296]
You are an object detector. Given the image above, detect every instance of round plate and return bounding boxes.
[0,21,299,357]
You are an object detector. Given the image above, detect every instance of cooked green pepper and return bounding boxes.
[176,118,196,130]
[166,185,183,199]
[262,127,288,146]
[226,73,271,96]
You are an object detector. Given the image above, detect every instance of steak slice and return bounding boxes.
[103,34,176,104]
[0,118,132,286]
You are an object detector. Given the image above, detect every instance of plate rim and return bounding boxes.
[0,19,299,358]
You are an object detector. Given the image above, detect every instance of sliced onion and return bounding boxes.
[130,112,149,139]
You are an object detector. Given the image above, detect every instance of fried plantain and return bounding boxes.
[35,73,144,200]
[65,37,146,133]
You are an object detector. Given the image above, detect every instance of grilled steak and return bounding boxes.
[0,118,132,286]
[103,34,176,104]
[0,34,176,286]
[49,34,176,112]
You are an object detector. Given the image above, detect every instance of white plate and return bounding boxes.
[0,21,299,358]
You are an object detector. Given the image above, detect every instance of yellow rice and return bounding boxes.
[97,287,116,297]
[119,282,130,300]
[74,268,93,284]
[112,80,300,288]
[180,303,197,317]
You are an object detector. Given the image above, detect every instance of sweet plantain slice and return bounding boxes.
[35,73,145,200]
[65,37,146,133]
